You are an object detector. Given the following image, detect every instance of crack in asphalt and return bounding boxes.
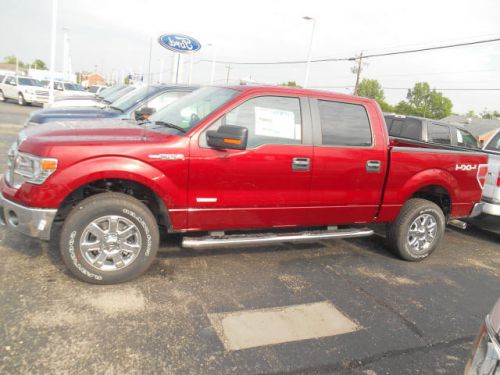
[264,335,475,374]
[326,266,425,339]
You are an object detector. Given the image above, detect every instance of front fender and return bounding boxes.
[13,156,187,210]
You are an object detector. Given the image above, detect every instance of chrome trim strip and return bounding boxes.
[169,204,380,213]
[391,146,485,156]
[182,227,374,249]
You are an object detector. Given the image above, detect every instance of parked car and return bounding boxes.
[26,85,194,125]
[464,297,500,375]
[87,85,106,95]
[45,85,136,109]
[384,114,480,149]
[0,75,49,105]
[481,129,500,216]
[0,86,488,284]
[46,80,94,98]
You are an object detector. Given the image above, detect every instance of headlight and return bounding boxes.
[466,316,500,375]
[9,152,57,188]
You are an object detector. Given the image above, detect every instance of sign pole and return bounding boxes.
[175,53,180,84]
[188,54,193,85]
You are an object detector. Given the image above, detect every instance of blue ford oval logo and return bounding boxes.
[158,34,201,53]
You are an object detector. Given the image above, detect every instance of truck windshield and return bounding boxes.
[18,78,44,87]
[148,87,239,132]
[64,83,85,91]
[111,86,157,112]
[485,131,500,152]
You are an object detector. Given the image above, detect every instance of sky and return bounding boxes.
[1,0,500,114]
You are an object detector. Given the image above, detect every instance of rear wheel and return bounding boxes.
[387,198,445,261]
[60,192,159,284]
[18,93,26,106]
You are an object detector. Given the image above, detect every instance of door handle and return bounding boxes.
[292,157,310,171]
[366,160,381,173]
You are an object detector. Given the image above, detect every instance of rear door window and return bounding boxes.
[318,100,372,146]
[428,123,451,145]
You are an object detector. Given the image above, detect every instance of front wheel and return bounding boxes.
[0,90,5,102]
[18,93,26,106]
[387,198,445,261]
[60,192,160,284]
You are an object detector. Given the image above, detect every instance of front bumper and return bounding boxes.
[0,192,57,240]
[25,93,49,104]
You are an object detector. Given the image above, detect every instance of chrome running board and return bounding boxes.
[448,219,467,230]
[182,227,374,249]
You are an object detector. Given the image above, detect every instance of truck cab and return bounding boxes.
[384,114,480,150]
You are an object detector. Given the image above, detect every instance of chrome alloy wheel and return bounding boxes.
[407,213,437,253]
[80,215,142,271]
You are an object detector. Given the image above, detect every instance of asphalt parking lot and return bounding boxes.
[0,101,499,374]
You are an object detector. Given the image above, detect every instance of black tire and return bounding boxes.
[18,93,26,106]
[60,192,159,284]
[387,198,445,261]
[0,90,5,102]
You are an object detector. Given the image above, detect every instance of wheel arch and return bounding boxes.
[56,177,172,232]
[52,157,176,231]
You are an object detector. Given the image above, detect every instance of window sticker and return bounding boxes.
[456,129,463,143]
[254,107,297,139]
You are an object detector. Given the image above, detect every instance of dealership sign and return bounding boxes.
[158,34,201,53]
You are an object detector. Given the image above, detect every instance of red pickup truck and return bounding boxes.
[0,86,488,284]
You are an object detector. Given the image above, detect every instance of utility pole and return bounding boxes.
[225,64,232,85]
[353,52,363,96]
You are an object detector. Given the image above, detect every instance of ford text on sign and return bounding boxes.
[158,34,201,53]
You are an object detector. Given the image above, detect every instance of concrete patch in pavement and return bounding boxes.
[208,301,361,351]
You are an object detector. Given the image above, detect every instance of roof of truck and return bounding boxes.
[224,85,375,103]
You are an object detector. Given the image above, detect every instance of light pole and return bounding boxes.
[208,43,216,84]
[48,0,58,104]
[303,16,316,88]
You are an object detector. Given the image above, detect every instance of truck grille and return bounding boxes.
[35,91,49,96]
[5,143,17,187]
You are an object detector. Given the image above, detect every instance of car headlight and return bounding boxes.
[466,315,500,375]
[10,152,58,188]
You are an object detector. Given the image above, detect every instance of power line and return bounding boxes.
[194,37,500,65]
[311,86,500,91]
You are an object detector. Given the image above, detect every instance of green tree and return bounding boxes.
[357,78,394,112]
[465,110,477,118]
[3,55,28,68]
[395,82,452,119]
[3,55,17,64]
[31,59,47,70]
[357,79,384,102]
[280,81,300,87]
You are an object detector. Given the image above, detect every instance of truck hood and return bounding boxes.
[19,119,157,147]
[28,107,121,124]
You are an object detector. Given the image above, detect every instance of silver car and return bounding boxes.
[482,130,500,216]
[465,298,500,374]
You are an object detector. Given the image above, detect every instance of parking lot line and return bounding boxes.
[208,301,361,351]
